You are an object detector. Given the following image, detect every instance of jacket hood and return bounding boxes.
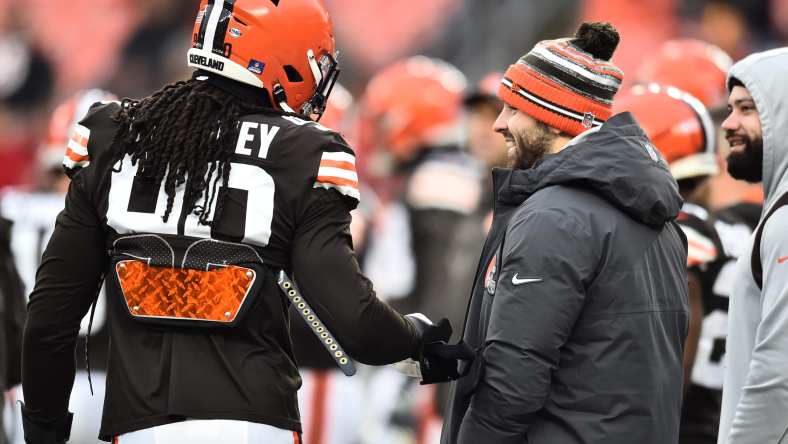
[727,48,788,211]
[497,112,682,227]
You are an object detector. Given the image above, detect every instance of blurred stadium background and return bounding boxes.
[0,1,785,443]
[0,0,784,195]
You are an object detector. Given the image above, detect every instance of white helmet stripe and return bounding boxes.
[307,49,323,86]
[203,0,226,53]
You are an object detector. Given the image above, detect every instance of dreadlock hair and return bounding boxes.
[110,78,271,226]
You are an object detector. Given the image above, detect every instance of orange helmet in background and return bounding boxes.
[358,56,466,162]
[41,88,117,171]
[614,83,717,181]
[188,0,339,117]
[634,39,732,109]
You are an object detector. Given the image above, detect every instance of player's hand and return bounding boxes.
[404,314,475,384]
[405,313,452,345]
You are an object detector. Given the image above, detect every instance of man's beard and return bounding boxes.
[508,123,556,170]
[726,130,763,183]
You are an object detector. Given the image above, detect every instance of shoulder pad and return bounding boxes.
[63,101,121,178]
[406,159,481,214]
[681,202,710,221]
[313,142,360,203]
[278,113,336,134]
[677,220,718,267]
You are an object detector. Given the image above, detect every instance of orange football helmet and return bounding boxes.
[614,83,717,180]
[358,56,466,161]
[41,88,117,170]
[635,39,732,109]
[188,0,339,117]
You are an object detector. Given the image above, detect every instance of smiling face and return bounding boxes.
[493,103,558,170]
[722,85,763,182]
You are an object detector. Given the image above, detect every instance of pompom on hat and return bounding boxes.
[499,22,624,136]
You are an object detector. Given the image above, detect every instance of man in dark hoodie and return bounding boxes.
[441,23,689,444]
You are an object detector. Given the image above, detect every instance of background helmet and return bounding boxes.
[634,39,733,109]
[614,83,717,181]
[188,0,339,117]
[358,56,466,162]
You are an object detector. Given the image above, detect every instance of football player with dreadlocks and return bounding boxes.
[20,1,463,443]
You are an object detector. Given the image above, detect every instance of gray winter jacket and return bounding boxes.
[441,113,689,444]
[718,48,788,444]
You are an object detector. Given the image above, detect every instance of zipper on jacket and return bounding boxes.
[459,170,507,339]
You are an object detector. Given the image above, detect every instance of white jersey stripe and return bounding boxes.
[681,224,718,266]
[320,151,356,165]
[313,183,360,201]
[74,124,91,140]
[317,167,358,182]
[67,139,88,156]
[62,157,89,170]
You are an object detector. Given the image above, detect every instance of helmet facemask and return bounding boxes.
[302,50,340,120]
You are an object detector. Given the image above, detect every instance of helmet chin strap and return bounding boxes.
[273,83,296,113]
[279,101,295,113]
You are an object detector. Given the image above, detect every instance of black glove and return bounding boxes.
[20,403,73,444]
[405,314,475,384]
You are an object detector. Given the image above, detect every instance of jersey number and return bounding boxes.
[107,157,275,247]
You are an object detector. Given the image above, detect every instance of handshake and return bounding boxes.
[397,313,475,385]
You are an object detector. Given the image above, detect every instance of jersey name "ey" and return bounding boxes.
[235,122,281,159]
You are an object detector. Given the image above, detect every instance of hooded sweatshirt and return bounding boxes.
[718,47,788,444]
[442,112,689,444]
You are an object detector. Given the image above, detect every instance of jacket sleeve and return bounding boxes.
[727,208,788,443]
[291,188,420,365]
[22,170,107,422]
[458,207,596,444]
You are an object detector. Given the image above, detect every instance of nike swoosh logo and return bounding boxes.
[512,274,542,286]
[778,256,788,264]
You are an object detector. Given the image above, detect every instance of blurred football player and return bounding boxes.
[614,84,736,444]
[441,73,509,392]
[355,56,479,444]
[635,38,762,209]
[635,39,733,112]
[358,55,479,329]
[20,2,461,443]
[1,88,115,444]
[463,72,508,175]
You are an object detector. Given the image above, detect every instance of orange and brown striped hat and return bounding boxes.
[498,23,624,136]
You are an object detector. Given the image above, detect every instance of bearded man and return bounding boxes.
[717,48,788,444]
[441,22,690,444]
